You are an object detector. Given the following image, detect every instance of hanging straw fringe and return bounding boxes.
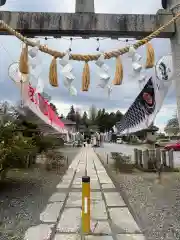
[145,42,155,69]
[19,44,29,74]
[113,56,123,85]
[49,57,58,87]
[82,62,90,91]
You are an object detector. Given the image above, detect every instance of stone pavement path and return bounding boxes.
[24,147,146,240]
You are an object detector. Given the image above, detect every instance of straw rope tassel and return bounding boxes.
[113,56,123,85]
[19,44,29,74]
[82,62,90,91]
[145,42,155,69]
[49,57,58,87]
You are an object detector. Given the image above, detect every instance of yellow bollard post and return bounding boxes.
[82,176,91,234]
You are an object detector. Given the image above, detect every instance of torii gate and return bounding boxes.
[0,0,180,124]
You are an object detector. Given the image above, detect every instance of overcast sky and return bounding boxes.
[0,0,177,132]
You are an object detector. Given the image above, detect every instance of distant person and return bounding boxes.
[87,138,90,145]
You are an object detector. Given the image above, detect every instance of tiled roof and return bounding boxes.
[61,118,76,125]
[147,125,159,131]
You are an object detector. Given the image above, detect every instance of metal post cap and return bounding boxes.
[82,176,90,182]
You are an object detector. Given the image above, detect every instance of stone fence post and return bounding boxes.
[142,149,149,169]
[161,149,167,166]
[155,148,161,168]
[149,149,156,162]
[138,149,143,167]
[168,149,174,169]
[134,148,138,165]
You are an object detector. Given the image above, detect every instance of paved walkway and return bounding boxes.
[24,147,146,240]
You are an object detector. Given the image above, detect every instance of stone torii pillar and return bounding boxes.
[166,1,180,126]
[75,0,95,13]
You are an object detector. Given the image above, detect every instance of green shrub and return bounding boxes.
[0,136,38,169]
[44,150,65,171]
[0,118,64,172]
[35,135,61,153]
[111,152,134,173]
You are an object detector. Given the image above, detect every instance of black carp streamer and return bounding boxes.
[116,77,156,133]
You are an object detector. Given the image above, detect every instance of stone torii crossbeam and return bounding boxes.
[0,0,175,38]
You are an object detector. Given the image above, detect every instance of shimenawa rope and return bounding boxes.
[0,11,179,61]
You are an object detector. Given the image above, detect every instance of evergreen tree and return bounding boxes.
[67,105,76,122]
[115,110,123,122]
[89,104,97,123]
[82,111,88,126]
[65,105,123,133]
[164,115,179,135]
[94,108,123,133]
[50,103,59,116]
[75,110,81,131]
[59,114,64,119]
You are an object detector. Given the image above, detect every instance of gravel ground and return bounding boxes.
[0,147,80,240]
[98,152,180,240]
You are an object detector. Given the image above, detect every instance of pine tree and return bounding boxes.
[50,103,59,116]
[59,114,64,119]
[82,111,88,126]
[75,111,81,131]
[67,105,76,122]
[89,105,97,123]
[115,110,123,122]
